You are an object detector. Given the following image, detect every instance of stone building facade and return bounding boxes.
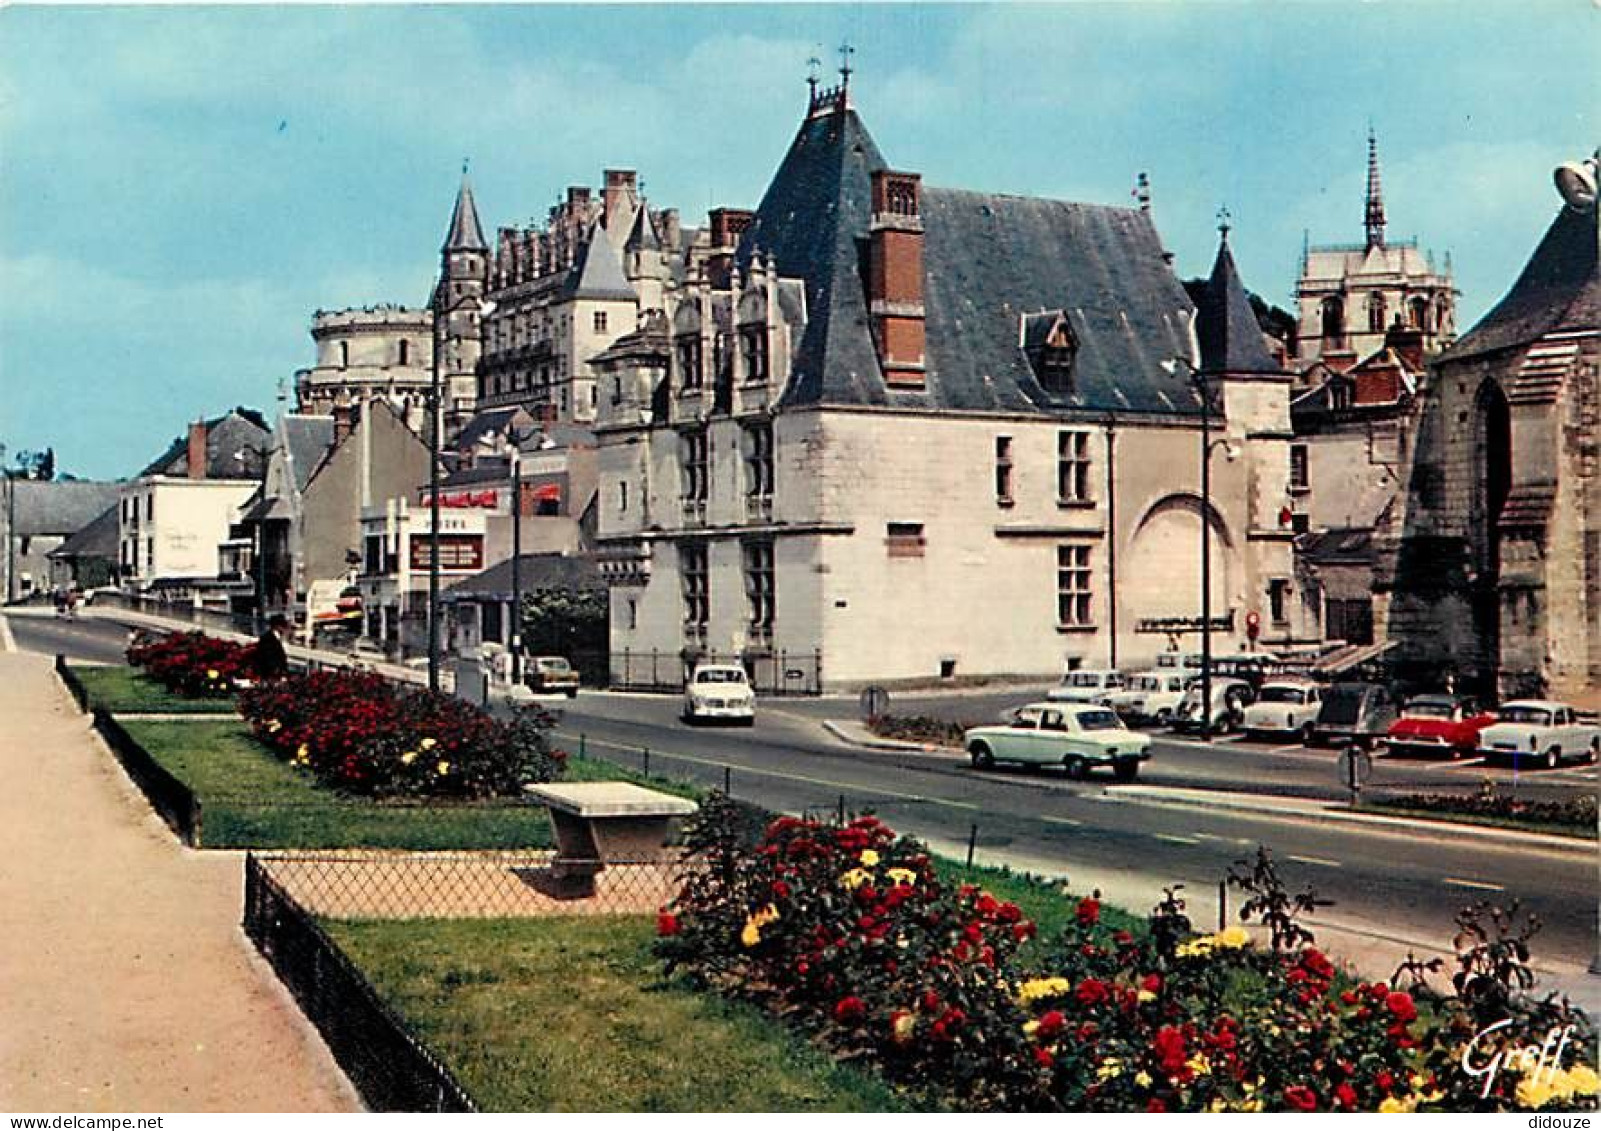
[1379,153,1600,701]
[592,81,1308,690]
[293,306,432,434]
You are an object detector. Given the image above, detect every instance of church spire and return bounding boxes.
[443,164,488,253]
[1364,127,1386,251]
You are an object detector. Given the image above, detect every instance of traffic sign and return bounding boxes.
[860,685,890,721]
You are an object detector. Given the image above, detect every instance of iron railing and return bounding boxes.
[610,647,823,695]
[91,707,202,845]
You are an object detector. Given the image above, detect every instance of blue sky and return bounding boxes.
[1,3,1594,479]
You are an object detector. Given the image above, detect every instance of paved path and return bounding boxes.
[0,650,360,1112]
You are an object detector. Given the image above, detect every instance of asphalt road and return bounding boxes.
[14,608,1597,979]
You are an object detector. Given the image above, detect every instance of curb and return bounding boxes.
[820,719,955,754]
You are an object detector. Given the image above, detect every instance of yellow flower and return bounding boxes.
[840,867,871,890]
[1213,925,1251,949]
[886,867,917,886]
[1175,937,1215,958]
[1516,1074,1555,1110]
[1134,1071,1153,1090]
[892,1012,917,1043]
[206,669,219,680]
[421,737,437,750]
[1232,1097,1264,1113]
[1096,1058,1123,1081]
[1186,1054,1211,1077]
[859,849,880,867]
[1565,1062,1600,1096]
[266,719,282,732]
[1017,977,1072,1005]
[1137,988,1157,1003]
[740,903,780,947]
[436,760,451,776]
[1378,1095,1417,1114]
[400,751,417,765]
[293,743,310,765]
[1022,1020,1039,1038]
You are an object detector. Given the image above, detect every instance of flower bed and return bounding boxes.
[239,668,562,799]
[866,715,972,749]
[657,801,1596,1113]
[127,630,257,697]
[1373,787,1597,837]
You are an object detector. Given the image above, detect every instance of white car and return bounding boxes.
[682,664,756,726]
[964,702,1151,781]
[1477,700,1600,769]
[1106,671,1191,725]
[1046,669,1127,704]
[1240,680,1324,742]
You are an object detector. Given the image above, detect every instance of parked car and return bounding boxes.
[1239,679,1324,742]
[1383,695,1498,759]
[1046,669,1127,704]
[682,664,756,726]
[1309,682,1398,749]
[965,702,1151,781]
[1171,678,1254,735]
[1210,653,1286,694]
[1106,670,1191,726]
[1477,700,1601,769]
[525,655,580,697]
[1155,652,1205,675]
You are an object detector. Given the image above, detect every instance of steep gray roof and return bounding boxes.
[1195,238,1283,375]
[444,174,488,252]
[138,409,271,479]
[740,103,1202,416]
[9,480,121,537]
[626,205,662,252]
[563,225,637,302]
[1441,201,1599,362]
[282,415,335,490]
[47,501,119,559]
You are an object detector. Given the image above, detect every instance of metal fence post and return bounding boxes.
[642,747,651,777]
[966,823,978,869]
[723,765,732,795]
[1218,878,1228,931]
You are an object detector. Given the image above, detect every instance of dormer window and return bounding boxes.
[1022,310,1078,394]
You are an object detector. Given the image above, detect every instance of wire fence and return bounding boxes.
[610,647,823,696]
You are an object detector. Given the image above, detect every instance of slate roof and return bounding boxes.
[443,553,602,600]
[1296,526,1373,565]
[139,409,271,479]
[444,174,488,252]
[1195,239,1284,376]
[737,103,1205,417]
[454,406,534,451]
[8,480,121,537]
[626,205,662,252]
[1441,202,1599,363]
[47,501,119,560]
[563,224,637,302]
[282,415,335,490]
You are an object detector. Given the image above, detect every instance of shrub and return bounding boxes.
[238,668,563,799]
[658,809,1597,1113]
[866,715,973,748]
[126,630,256,697]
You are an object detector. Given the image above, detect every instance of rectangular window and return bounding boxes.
[744,541,775,641]
[886,522,925,558]
[744,422,774,500]
[145,494,154,521]
[681,429,709,517]
[1289,444,1309,491]
[1290,512,1311,535]
[593,311,608,334]
[1056,544,1093,627]
[995,435,1014,504]
[1057,431,1091,503]
[618,481,629,514]
[1269,578,1290,624]
[740,326,768,383]
[676,336,703,390]
[681,543,709,634]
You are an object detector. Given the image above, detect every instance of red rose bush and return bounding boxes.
[127,630,257,697]
[658,803,1596,1113]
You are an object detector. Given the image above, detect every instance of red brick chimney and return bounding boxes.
[332,399,356,445]
[1384,323,1426,373]
[868,170,926,386]
[706,208,755,289]
[187,420,208,480]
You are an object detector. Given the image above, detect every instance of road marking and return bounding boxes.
[0,614,14,653]
[1287,854,1342,868]
[1040,815,1082,827]
[1443,877,1505,892]
[1153,833,1200,845]
[556,730,981,812]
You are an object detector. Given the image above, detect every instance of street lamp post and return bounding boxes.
[1198,370,1214,744]
[427,325,443,693]
[509,428,523,686]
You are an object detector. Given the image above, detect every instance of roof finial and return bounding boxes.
[462,157,470,178]
[806,54,821,99]
[1216,204,1232,242]
[1364,125,1386,250]
[838,41,854,89]
[1132,171,1151,213]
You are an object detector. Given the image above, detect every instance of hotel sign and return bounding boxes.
[1134,612,1236,634]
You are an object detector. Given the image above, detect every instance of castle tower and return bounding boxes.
[432,169,488,437]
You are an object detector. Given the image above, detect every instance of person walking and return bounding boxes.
[253,613,290,681]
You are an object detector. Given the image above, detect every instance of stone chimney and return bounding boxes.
[187,420,208,480]
[603,169,637,233]
[1385,322,1426,372]
[332,397,358,445]
[706,208,755,289]
[867,169,926,386]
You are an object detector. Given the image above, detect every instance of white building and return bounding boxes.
[593,81,1309,691]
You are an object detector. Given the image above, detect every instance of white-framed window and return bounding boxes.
[1056,544,1093,627]
[744,541,775,641]
[1057,431,1091,503]
[593,311,608,334]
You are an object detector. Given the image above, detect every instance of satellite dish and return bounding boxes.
[1554,159,1598,212]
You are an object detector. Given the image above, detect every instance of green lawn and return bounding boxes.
[325,916,917,1112]
[73,664,238,714]
[119,720,555,850]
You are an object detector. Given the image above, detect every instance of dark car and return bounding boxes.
[1310,682,1398,749]
[524,655,580,697]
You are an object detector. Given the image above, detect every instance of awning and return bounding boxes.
[1310,639,1397,675]
[530,483,561,503]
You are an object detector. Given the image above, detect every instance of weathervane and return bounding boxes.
[462,157,470,177]
[1216,204,1232,241]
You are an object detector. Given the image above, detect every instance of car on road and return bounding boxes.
[1477,700,1601,769]
[965,702,1150,781]
[1171,678,1254,735]
[1239,679,1324,742]
[682,663,756,725]
[524,655,581,697]
[1383,695,1498,759]
[1308,682,1398,749]
[1046,669,1126,704]
[1105,670,1191,726]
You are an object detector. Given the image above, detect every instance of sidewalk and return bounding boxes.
[0,650,360,1112]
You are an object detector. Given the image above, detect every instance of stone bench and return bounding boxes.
[523,782,699,899]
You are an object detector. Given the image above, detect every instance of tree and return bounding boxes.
[518,587,608,681]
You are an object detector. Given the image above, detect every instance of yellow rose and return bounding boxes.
[1378,1096,1417,1114]
[740,920,762,947]
[436,760,451,776]
[859,849,880,867]
[1186,1054,1211,1077]
[886,867,917,886]
[421,737,437,749]
[1017,977,1072,1004]
[839,868,871,890]
[1213,926,1252,949]
[1516,1075,1554,1110]
[206,669,219,679]
[1134,1071,1153,1090]
[400,751,417,765]
[1022,1020,1040,1038]
[1096,1058,1123,1080]
[294,743,310,765]
[892,1011,917,1043]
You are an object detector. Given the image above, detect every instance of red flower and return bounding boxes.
[1034,1047,1055,1068]
[1035,1010,1066,1040]
[1141,973,1162,994]
[1012,920,1038,942]
[996,901,1023,924]
[1076,897,1101,926]
[771,880,791,900]
[655,910,680,936]
[1284,1085,1318,1112]
[1146,1098,1166,1113]
[1385,990,1417,1024]
[1153,1025,1188,1075]
[833,996,867,1024]
[1376,1071,1395,1093]
[1075,978,1110,1007]
[1333,1083,1357,1110]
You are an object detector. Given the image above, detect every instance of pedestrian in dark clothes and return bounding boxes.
[254,614,290,681]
